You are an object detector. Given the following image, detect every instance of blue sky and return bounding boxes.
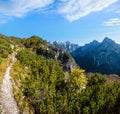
[0,0,120,45]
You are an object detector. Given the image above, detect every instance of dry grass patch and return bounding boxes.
[0,58,7,87]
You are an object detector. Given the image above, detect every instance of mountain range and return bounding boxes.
[71,37,120,75]
[52,41,79,53]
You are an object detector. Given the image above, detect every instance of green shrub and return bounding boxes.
[1,52,8,58]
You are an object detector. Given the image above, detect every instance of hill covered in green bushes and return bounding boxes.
[0,35,120,114]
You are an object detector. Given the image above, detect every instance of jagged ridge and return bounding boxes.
[72,37,120,75]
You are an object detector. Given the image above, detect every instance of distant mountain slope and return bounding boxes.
[72,37,120,75]
[53,41,79,53]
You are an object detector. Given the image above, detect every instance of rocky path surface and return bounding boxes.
[0,54,20,114]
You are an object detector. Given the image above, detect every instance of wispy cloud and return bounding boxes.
[104,18,120,26]
[0,0,119,23]
[58,0,118,22]
[0,0,54,23]
[0,15,11,24]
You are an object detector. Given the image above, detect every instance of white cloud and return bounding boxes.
[104,18,120,26]
[0,0,54,17]
[0,0,119,23]
[58,0,118,21]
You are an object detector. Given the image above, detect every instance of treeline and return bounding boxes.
[12,49,120,114]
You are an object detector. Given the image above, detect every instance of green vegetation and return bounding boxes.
[0,34,23,95]
[12,49,120,114]
[23,36,47,49]
[0,35,120,114]
[0,34,22,85]
[12,49,87,113]
[0,34,22,60]
[22,35,76,72]
[80,73,120,114]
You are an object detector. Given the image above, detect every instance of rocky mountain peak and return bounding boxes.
[53,41,79,53]
[72,38,120,75]
[90,40,99,45]
[102,37,115,45]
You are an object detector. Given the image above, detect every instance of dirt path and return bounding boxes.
[0,54,20,114]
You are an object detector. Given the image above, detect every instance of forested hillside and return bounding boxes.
[0,35,120,114]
